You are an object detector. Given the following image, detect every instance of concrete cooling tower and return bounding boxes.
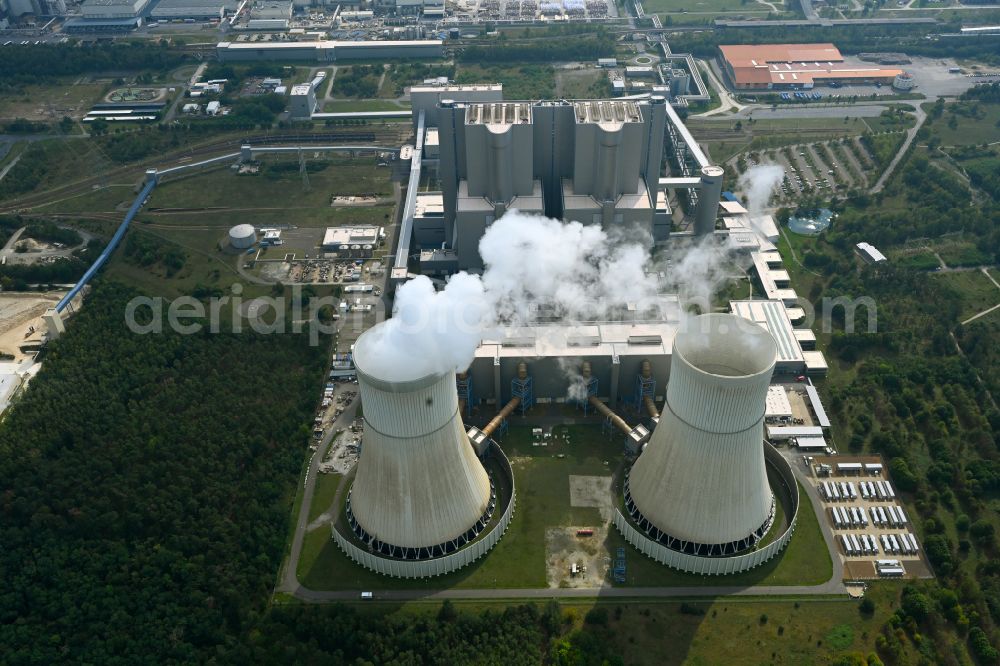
[625,313,778,556]
[345,325,496,560]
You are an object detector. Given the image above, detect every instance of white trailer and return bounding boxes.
[832,508,842,528]
[890,534,900,554]
[870,507,881,526]
[897,505,908,525]
[848,482,858,499]
[841,534,853,555]
[850,534,862,554]
[878,506,888,525]
[860,482,870,499]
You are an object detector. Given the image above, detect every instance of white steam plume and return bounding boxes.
[737,164,784,218]
[355,272,492,382]
[358,209,739,383]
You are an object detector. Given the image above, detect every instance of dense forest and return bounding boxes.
[459,34,615,63]
[0,42,186,86]
[779,91,1000,661]
[0,282,330,663]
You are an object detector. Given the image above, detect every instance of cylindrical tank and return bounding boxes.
[348,324,493,556]
[892,73,915,91]
[228,224,256,249]
[694,165,724,236]
[626,313,777,555]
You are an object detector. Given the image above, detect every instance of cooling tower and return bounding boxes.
[625,313,778,556]
[347,326,494,559]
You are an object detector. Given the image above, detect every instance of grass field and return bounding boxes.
[0,139,118,203]
[454,63,556,100]
[145,156,394,216]
[309,472,342,524]
[927,104,1000,146]
[320,100,408,112]
[554,68,609,99]
[0,79,109,122]
[295,424,831,592]
[933,270,1000,321]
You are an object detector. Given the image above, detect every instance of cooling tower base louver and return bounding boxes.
[623,469,775,557]
[345,474,499,560]
[331,444,517,579]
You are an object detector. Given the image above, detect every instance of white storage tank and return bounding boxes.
[893,72,915,91]
[228,224,256,249]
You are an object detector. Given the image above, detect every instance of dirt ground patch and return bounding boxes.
[546,526,611,588]
[0,291,72,360]
[545,475,615,588]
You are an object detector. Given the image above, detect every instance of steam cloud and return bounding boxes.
[737,164,784,218]
[357,210,739,382]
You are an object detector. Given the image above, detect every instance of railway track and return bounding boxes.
[0,128,408,215]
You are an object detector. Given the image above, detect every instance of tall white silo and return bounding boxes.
[625,313,778,556]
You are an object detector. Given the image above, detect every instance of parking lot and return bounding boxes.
[804,455,933,580]
[745,137,879,202]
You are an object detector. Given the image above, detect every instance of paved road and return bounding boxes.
[0,153,22,183]
[694,62,746,118]
[871,102,926,193]
[276,385,360,597]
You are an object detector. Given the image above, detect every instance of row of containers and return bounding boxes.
[820,479,896,502]
[840,533,920,558]
[830,504,909,530]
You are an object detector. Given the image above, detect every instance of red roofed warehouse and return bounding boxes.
[718,43,903,90]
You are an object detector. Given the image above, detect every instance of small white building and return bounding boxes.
[205,100,221,116]
[856,242,887,264]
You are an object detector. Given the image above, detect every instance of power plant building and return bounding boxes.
[469,322,677,408]
[392,86,728,281]
[434,98,672,269]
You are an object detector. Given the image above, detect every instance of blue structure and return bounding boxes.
[456,373,473,419]
[511,373,534,416]
[630,372,656,417]
[721,191,739,202]
[56,175,158,313]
